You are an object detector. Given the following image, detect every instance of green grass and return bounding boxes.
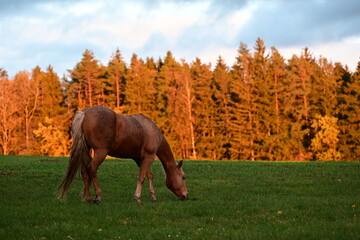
[0,155,359,240]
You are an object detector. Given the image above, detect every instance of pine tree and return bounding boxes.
[310,57,338,117]
[191,58,215,160]
[230,39,275,160]
[176,61,197,159]
[287,48,316,156]
[144,57,161,120]
[156,51,180,130]
[106,49,127,111]
[230,42,256,160]
[123,54,157,118]
[266,47,291,160]
[37,66,65,118]
[342,61,360,160]
[213,56,232,159]
[251,38,273,160]
[68,49,105,109]
[334,63,353,160]
[158,53,197,159]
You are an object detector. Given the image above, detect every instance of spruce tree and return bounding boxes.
[191,58,216,160]
[213,56,232,159]
[342,61,360,159]
[68,49,105,109]
[266,47,291,160]
[287,48,316,157]
[123,54,157,118]
[37,66,65,118]
[106,49,127,111]
[230,42,256,160]
[311,57,338,117]
[334,63,353,159]
[251,38,272,160]
[156,51,179,130]
[158,53,197,159]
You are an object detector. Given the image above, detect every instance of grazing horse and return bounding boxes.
[57,106,188,203]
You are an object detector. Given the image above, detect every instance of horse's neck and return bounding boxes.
[157,138,177,175]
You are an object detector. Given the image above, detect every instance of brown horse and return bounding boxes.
[57,106,188,203]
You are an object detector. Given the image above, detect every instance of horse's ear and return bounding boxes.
[177,160,183,169]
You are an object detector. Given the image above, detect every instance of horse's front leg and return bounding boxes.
[134,154,155,202]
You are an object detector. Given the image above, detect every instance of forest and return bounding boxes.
[0,38,359,161]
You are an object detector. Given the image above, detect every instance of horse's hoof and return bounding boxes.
[93,199,101,204]
[150,197,157,202]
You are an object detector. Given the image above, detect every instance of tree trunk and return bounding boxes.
[274,73,280,134]
[88,78,93,107]
[301,72,309,126]
[115,72,120,109]
[25,108,30,149]
[184,75,197,160]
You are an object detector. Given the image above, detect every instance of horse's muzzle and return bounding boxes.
[178,194,189,201]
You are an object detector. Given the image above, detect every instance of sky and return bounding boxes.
[0,0,359,78]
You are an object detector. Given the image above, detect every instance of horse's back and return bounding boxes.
[82,106,117,149]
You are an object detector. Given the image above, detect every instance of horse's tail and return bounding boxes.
[57,111,91,200]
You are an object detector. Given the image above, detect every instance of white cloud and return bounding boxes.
[68,1,103,16]
[314,36,360,71]
[225,1,259,40]
[0,0,359,77]
[278,35,360,71]
[112,1,210,48]
[56,1,211,50]
[199,44,237,67]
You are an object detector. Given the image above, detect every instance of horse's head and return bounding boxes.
[166,160,188,200]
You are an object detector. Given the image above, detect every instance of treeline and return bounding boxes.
[0,38,359,160]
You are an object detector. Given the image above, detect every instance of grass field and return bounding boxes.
[0,155,359,240]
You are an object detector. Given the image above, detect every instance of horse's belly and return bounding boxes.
[108,140,142,160]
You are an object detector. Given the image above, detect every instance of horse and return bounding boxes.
[57,106,188,203]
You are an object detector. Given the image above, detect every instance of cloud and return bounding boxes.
[237,0,360,47]
[0,0,359,77]
[0,0,76,16]
[278,35,360,70]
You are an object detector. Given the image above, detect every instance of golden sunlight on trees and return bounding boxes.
[33,117,70,156]
[311,115,341,161]
[0,39,359,160]
[13,71,40,153]
[68,49,106,108]
[106,49,127,112]
[0,79,20,155]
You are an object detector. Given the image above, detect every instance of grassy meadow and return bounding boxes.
[0,155,359,240]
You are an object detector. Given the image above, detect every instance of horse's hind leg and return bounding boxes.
[90,149,107,204]
[147,171,157,201]
[81,162,92,202]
